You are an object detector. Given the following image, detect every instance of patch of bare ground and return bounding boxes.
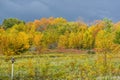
[42,48,87,54]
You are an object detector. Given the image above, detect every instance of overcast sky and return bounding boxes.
[0,0,120,23]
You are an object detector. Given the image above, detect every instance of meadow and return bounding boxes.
[0,18,120,80]
[0,52,120,80]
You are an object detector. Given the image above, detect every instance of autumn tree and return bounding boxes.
[42,30,59,49]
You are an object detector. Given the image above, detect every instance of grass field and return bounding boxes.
[0,53,120,80]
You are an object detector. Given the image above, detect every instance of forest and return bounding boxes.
[0,17,120,55]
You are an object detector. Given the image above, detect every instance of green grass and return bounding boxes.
[0,53,120,80]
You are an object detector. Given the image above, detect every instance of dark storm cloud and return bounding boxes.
[0,0,120,23]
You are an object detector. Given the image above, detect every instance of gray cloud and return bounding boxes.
[0,0,120,24]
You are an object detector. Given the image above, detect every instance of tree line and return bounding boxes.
[0,17,120,55]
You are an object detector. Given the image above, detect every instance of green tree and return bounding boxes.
[114,30,120,44]
[103,18,113,32]
[2,18,25,29]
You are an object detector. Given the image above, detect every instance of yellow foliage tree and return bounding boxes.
[83,30,94,49]
[95,30,114,52]
[58,31,69,48]
[33,32,43,46]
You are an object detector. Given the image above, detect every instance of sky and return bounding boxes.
[0,0,120,24]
